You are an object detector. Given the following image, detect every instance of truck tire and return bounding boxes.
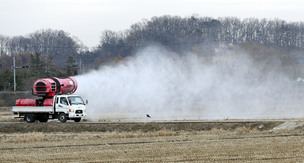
[73,118,81,122]
[58,113,67,123]
[38,114,49,123]
[25,113,36,123]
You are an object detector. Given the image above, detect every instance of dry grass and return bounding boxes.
[1,129,304,162]
[103,130,178,139]
[0,130,185,143]
[0,111,15,122]
[3,132,46,143]
[0,109,303,162]
[234,126,259,133]
[0,107,22,122]
[0,107,11,112]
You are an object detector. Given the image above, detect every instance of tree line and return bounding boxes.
[1,16,304,62]
[97,16,304,58]
[1,16,304,91]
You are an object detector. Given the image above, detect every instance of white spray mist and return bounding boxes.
[76,46,304,121]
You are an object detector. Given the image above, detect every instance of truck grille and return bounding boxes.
[35,82,47,92]
[36,87,47,91]
[36,82,46,86]
[76,110,83,113]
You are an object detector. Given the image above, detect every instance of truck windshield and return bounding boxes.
[68,96,84,105]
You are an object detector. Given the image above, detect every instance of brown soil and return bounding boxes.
[1,106,304,162]
[0,121,282,133]
[1,128,304,162]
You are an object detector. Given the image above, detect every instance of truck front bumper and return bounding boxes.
[68,112,86,118]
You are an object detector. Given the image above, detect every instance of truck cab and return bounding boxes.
[54,95,87,123]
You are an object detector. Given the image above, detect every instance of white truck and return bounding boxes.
[12,94,87,123]
[12,77,87,123]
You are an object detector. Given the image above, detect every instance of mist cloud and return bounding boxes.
[76,45,304,121]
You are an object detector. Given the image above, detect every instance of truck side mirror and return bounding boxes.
[86,99,88,104]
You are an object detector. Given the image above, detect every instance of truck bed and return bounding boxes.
[12,106,54,113]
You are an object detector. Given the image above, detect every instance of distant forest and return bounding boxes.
[1,15,304,92]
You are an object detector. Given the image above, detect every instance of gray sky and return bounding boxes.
[1,0,303,47]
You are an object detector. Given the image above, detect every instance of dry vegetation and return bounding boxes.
[0,107,15,122]
[1,107,304,162]
[1,128,304,162]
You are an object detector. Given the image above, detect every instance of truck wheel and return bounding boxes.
[58,113,67,123]
[25,113,36,123]
[73,118,81,122]
[38,114,49,123]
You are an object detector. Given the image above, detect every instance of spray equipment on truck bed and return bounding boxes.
[13,76,86,123]
[32,77,78,97]
[17,77,78,107]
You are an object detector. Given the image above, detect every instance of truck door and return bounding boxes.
[57,97,70,112]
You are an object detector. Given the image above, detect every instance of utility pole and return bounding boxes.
[78,59,84,74]
[13,56,16,91]
[12,56,30,91]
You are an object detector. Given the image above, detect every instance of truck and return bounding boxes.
[12,77,87,123]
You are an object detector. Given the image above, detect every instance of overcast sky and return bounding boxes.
[1,0,303,47]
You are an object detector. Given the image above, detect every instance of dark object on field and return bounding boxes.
[146,114,151,118]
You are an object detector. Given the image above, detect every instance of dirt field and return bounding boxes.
[1,107,304,162]
[1,128,304,162]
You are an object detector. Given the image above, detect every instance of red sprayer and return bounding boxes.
[12,77,86,123]
[17,77,78,106]
[32,77,78,97]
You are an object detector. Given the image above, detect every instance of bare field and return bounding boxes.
[0,107,19,122]
[1,128,304,162]
[1,107,304,162]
